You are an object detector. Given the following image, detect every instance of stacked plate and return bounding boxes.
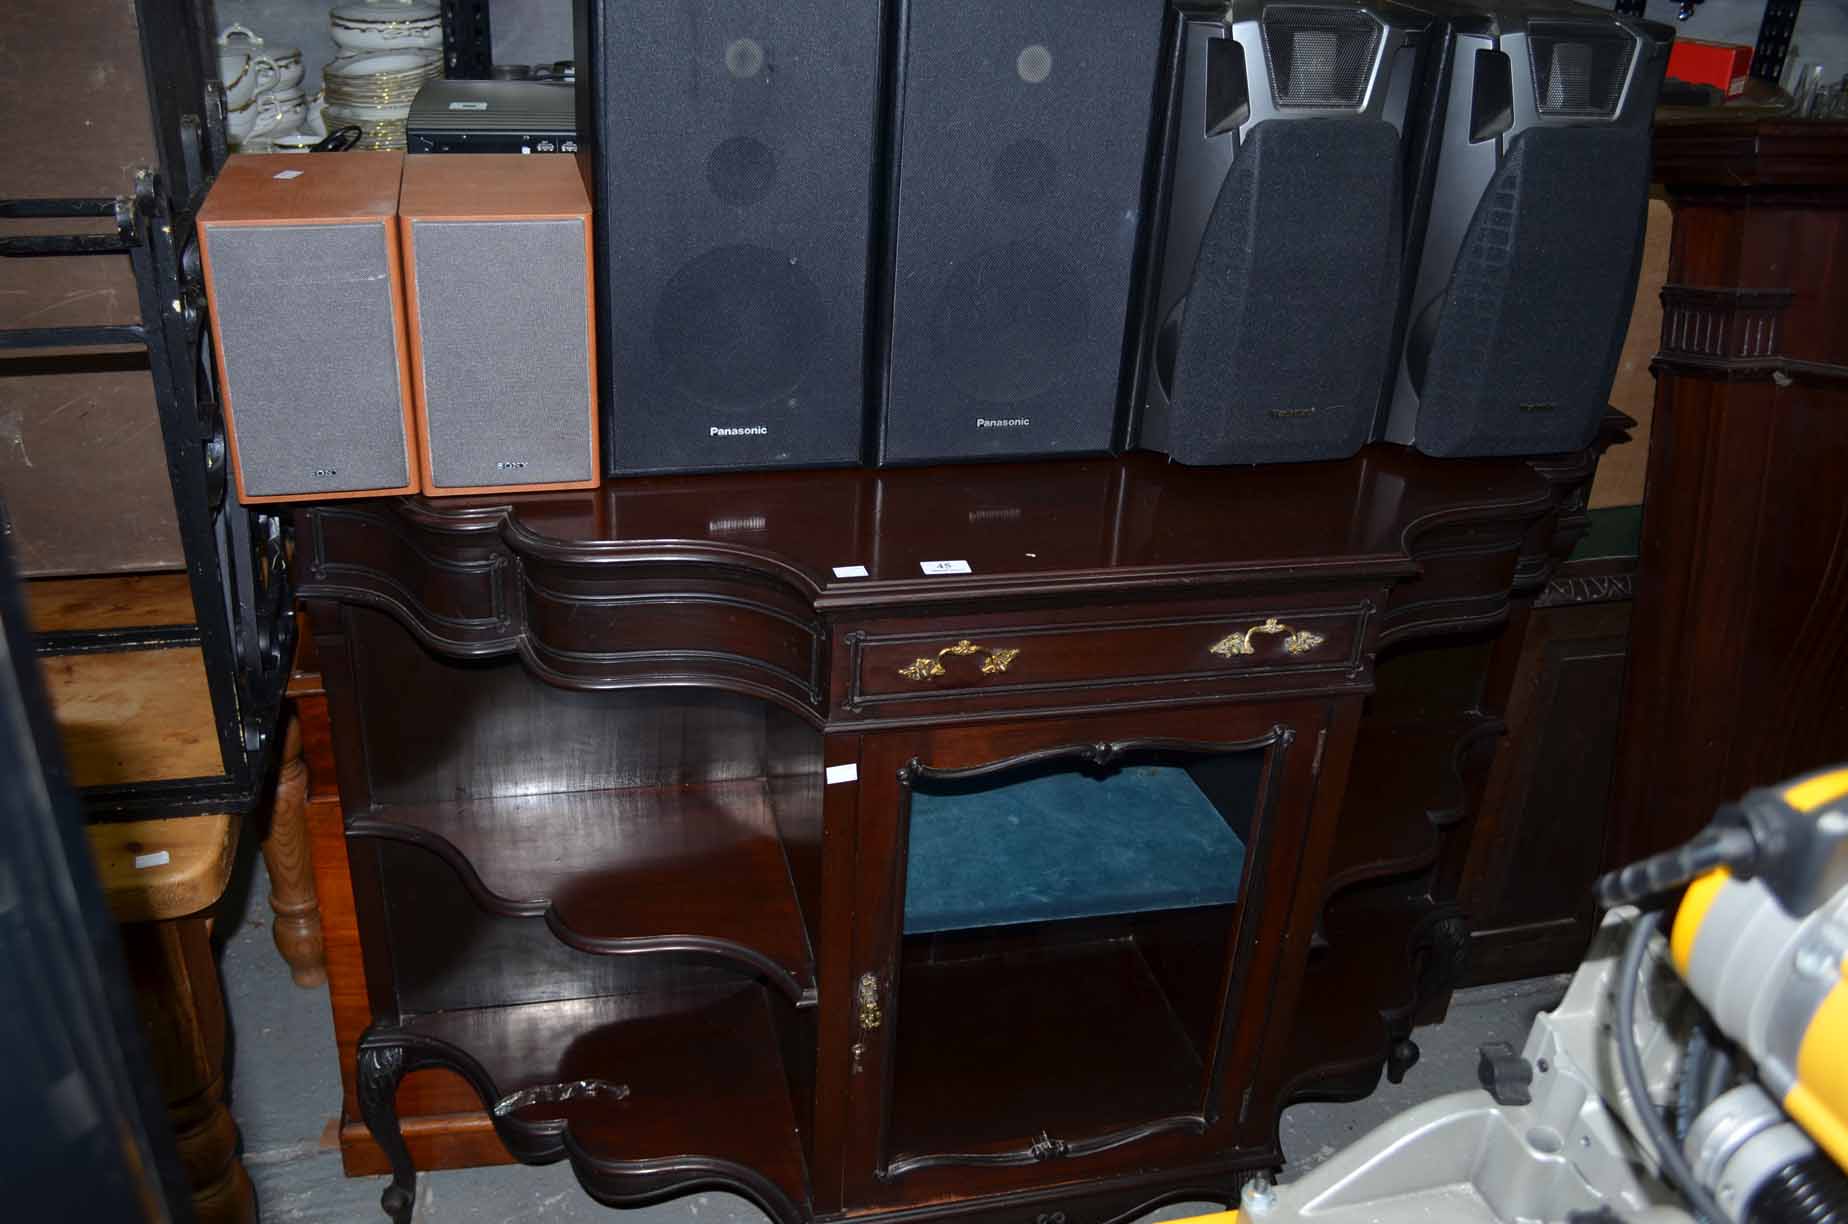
[323,50,443,150]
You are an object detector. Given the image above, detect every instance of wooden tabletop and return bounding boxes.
[25,572,236,922]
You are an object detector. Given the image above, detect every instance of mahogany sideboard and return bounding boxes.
[290,442,1607,1224]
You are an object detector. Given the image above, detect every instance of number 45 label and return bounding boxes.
[920,559,972,576]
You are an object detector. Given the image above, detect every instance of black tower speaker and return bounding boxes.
[873,0,1164,466]
[574,0,883,474]
[1377,1,1671,458]
[1132,0,1435,467]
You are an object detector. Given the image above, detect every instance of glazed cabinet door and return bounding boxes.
[838,699,1351,1211]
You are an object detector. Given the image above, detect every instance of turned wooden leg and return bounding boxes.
[263,713,326,987]
[358,1041,416,1224]
[121,917,257,1224]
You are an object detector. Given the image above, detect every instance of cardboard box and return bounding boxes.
[1668,38,1754,97]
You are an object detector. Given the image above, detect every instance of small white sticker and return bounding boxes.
[826,763,859,785]
[272,169,304,180]
[920,559,972,575]
[832,564,869,579]
[448,101,489,110]
[133,851,171,870]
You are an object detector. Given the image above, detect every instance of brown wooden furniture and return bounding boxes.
[26,573,326,1220]
[1610,120,1848,865]
[24,575,259,1223]
[292,441,1605,1224]
[27,574,327,985]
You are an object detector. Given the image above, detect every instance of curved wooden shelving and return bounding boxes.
[349,780,815,1002]
[358,984,809,1224]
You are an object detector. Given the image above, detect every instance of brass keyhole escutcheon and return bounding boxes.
[857,972,883,1032]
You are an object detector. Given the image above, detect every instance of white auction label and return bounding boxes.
[920,559,972,575]
[832,564,870,579]
[272,170,304,180]
[133,850,171,869]
[825,763,859,785]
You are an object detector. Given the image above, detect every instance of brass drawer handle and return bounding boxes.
[898,639,1020,682]
[1210,617,1326,659]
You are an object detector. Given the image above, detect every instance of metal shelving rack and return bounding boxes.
[0,0,293,820]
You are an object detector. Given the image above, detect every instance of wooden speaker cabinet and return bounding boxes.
[397,154,599,496]
[198,152,418,504]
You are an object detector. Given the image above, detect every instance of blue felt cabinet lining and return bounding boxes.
[903,765,1248,934]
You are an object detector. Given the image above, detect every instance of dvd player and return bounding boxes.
[407,79,577,154]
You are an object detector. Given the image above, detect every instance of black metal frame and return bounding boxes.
[442,0,496,78]
[0,0,293,821]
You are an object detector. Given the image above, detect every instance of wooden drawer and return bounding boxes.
[839,599,1375,718]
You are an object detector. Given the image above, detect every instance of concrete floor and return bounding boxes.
[218,843,1568,1223]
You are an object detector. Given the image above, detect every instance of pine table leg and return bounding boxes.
[262,712,325,987]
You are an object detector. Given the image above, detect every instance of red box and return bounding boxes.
[1667,38,1754,97]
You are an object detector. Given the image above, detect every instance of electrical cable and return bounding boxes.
[1617,909,1731,1224]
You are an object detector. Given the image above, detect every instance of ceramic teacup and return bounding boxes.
[219,47,279,111]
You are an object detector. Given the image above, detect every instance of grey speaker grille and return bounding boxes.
[1261,5,1380,109]
[1528,21,1635,116]
[881,0,1160,464]
[411,218,592,488]
[207,221,410,498]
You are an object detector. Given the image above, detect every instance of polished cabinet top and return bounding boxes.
[383,448,1554,603]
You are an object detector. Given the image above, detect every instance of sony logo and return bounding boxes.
[1518,402,1557,414]
[976,417,1030,428]
[711,425,769,437]
[495,460,528,471]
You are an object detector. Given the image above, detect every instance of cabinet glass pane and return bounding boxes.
[888,747,1263,1171]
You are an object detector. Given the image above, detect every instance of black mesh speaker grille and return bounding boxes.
[1411,124,1651,457]
[1528,21,1635,116]
[879,0,1161,464]
[1165,118,1401,465]
[207,221,410,498]
[1261,6,1381,109]
[411,218,593,489]
[582,0,879,474]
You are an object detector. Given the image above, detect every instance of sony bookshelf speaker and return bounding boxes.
[1132,0,1435,467]
[874,0,1163,466]
[1377,0,1670,458]
[398,154,598,496]
[574,0,882,475]
[198,152,417,503]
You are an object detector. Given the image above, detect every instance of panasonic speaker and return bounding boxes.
[1377,0,1671,458]
[574,0,882,475]
[199,152,418,503]
[398,154,598,496]
[873,0,1164,466]
[1132,0,1435,467]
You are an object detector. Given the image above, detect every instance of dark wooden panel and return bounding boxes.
[1462,600,1631,985]
[887,939,1205,1171]
[1613,121,1848,862]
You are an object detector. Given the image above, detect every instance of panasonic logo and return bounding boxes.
[976,417,1030,429]
[1269,406,1325,419]
[710,425,769,437]
[1518,402,1557,414]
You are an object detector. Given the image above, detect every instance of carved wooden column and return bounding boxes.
[262,710,326,987]
[1609,120,1848,865]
